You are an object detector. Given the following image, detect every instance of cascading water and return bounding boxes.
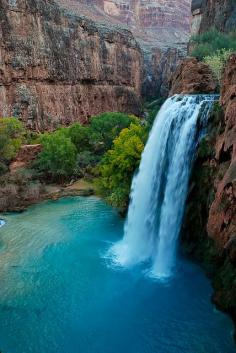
[111,94,217,279]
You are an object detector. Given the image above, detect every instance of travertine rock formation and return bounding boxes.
[0,0,143,131]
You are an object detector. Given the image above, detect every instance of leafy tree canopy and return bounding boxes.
[0,118,25,174]
[37,132,77,182]
[97,123,148,209]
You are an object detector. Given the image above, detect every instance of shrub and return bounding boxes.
[190,28,236,60]
[203,49,233,81]
[0,117,25,173]
[97,123,148,209]
[36,132,77,182]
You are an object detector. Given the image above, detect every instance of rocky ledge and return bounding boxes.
[0,0,143,131]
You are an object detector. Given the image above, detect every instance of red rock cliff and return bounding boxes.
[0,0,143,131]
[172,54,236,330]
[207,54,236,257]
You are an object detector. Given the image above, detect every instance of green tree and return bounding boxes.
[0,117,25,174]
[89,112,140,153]
[97,123,147,209]
[68,123,93,153]
[37,132,77,182]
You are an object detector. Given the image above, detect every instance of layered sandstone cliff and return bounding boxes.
[57,0,192,99]
[58,0,191,42]
[0,0,143,131]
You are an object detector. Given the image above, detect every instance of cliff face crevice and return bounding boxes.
[0,0,143,130]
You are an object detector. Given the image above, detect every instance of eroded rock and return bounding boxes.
[169,57,217,95]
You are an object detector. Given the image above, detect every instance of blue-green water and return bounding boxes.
[0,197,235,353]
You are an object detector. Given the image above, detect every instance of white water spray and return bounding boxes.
[111,94,217,278]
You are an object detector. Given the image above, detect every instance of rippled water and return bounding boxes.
[0,197,235,353]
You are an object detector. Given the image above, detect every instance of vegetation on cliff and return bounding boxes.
[190,28,236,60]
[190,28,236,82]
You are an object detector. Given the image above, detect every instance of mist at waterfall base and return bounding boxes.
[110,94,217,279]
[0,197,235,353]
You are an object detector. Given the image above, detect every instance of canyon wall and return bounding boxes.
[57,0,192,99]
[178,54,236,333]
[191,0,236,34]
[58,0,191,38]
[0,0,143,131]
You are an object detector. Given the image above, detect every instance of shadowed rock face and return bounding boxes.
[169,57,217,96]
[208,54,236,254]
[191,0,236,34]
[0,0,143,131]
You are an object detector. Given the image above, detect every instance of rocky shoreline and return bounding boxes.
[0,179,95,215]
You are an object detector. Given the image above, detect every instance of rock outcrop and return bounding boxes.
[0,0,143,131]
[169,57,217,96]
[191,0,236,34]
[10,144,42,172]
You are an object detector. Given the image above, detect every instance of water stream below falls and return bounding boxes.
[0,197,235,353]
[111,95,218,279]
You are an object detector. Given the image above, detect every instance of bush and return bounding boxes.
[190,28,236,60]
[203,49,233,81]
[36,132,77,182]
[0,117,25,173]
[97,123,148,210]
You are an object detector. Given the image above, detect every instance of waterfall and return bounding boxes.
[111,94,217,279]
